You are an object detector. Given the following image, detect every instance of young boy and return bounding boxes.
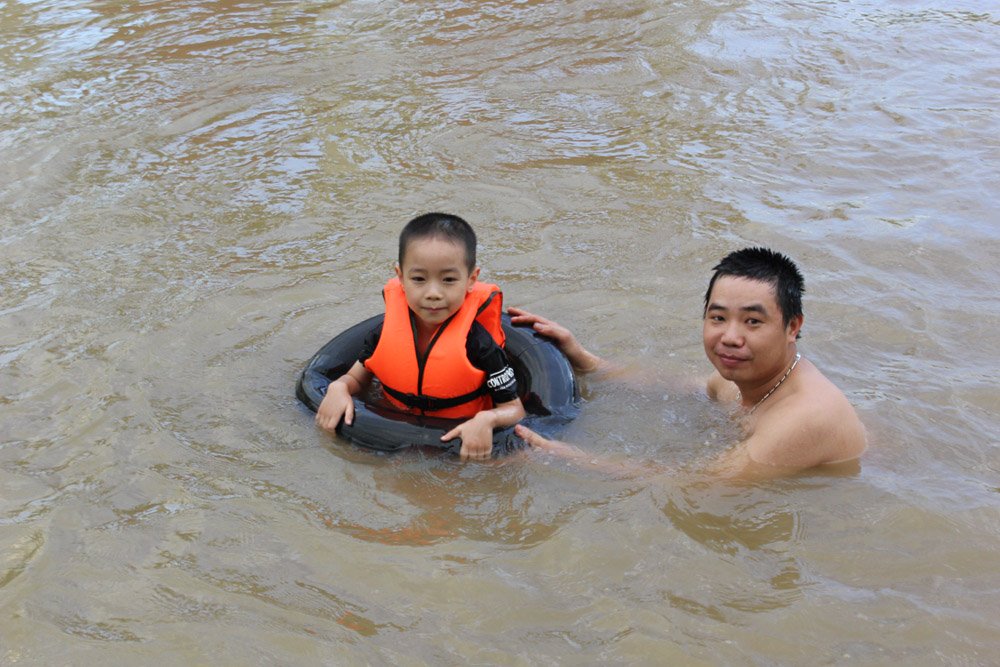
[315,213,525,460]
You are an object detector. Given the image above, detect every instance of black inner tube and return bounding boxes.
[296,314,580,455]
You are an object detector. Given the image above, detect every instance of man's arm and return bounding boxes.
[517,407,860,481]
[507,307,607,373]
[729,397,866,471]
[518,422,806,481]
[706,371,739,402]
[514,424,655,477]
[509,307,702,391]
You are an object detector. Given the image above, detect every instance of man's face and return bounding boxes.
[702,276,802,385]
[396,236,479,331]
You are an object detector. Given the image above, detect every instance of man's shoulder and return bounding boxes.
[748,381,865,468]
[707,371,738,402]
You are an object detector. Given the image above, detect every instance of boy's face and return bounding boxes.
[396,236,479,330]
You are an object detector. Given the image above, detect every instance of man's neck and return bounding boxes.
[737,348,800,411]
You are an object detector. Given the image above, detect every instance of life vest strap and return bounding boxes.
[476,290,499,316]
[381,383,487,412]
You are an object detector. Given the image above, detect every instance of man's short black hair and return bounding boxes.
[398,212,477,272]
[704,247,805,330]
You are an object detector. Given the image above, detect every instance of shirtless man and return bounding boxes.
[510,247,867,477]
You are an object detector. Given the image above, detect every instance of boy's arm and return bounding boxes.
[315,361,372,432]
[441,397,526,462]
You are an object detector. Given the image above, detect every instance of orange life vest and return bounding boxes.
[364,277,505,419]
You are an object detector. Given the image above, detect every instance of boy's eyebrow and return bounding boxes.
[403,266,462,274]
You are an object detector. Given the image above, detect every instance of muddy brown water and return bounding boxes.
[2,1,998,663]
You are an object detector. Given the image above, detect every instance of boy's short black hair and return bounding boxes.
[398,213,477,272]
[704,247,805,330]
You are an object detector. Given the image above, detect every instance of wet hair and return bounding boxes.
[704,247,805,332]
[398,212,477,272]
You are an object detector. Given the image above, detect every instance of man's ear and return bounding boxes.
[467,266,480,291]
[786,314,804,341]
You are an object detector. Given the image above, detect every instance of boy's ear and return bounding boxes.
[394,264,402,280]
[467,266,480,290]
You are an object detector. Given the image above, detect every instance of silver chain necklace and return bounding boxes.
[738,353,801,414]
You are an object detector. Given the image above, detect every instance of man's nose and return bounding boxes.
[721,323,742,345]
